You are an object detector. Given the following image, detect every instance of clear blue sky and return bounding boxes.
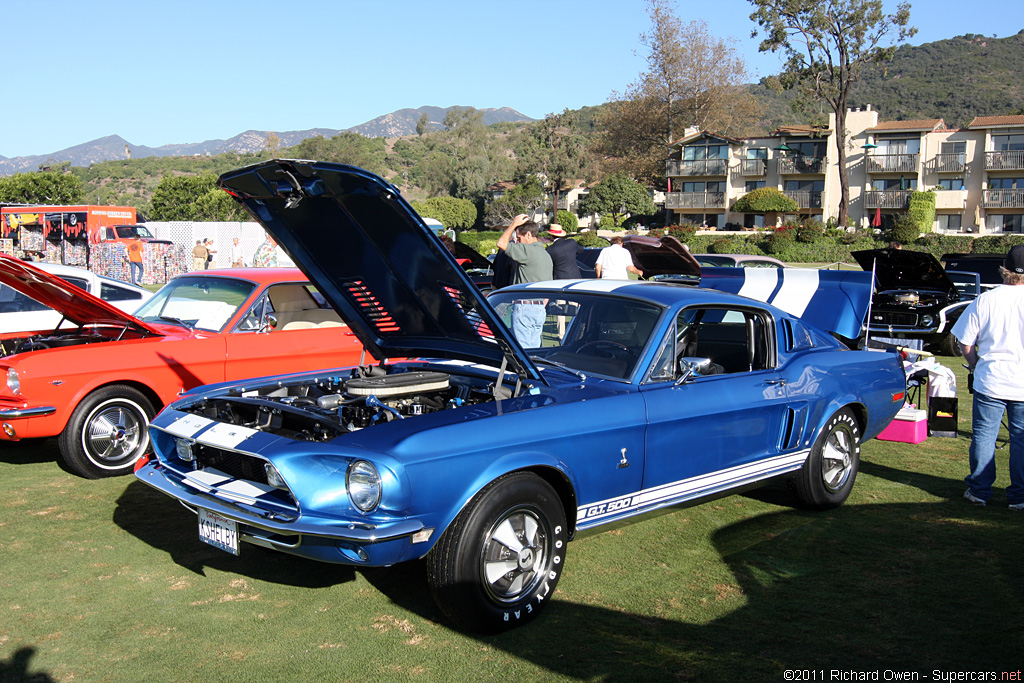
[1,0,1021,159]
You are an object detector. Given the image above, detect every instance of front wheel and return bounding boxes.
[426,472,567,633]
[792,408,860,510]
[58,385,155,478]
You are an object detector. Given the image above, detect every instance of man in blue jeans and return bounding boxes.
[952,244,1024,509]
[496,214,553,348]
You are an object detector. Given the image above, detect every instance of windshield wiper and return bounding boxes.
[158,315,195,329]
[529,355,587,382]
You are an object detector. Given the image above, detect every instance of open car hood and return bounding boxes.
[851,248,959,295]
[0,254,163,334]
[700,267,874,342]
[217,160,541,382]
[450,240,492,270]
[623,235,702,278]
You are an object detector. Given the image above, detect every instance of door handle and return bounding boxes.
[764,379,787,386]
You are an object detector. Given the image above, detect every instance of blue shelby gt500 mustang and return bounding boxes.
[135,160,907,632]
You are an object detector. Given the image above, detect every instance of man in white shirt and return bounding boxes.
[952,244,1024,509]
[595,236,643,280]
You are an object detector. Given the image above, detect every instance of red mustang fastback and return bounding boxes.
[0,255,365,478]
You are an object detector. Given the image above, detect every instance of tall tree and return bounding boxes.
[749,0,916,228]
[600,0,759,185]
[150,174,245,221]
[0,171,85,204]
[577,173,657,227]
[515,109,595,221]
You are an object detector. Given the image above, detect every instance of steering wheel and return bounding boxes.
[577,340,638,361]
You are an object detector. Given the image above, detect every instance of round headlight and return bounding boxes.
[6,369,20,395]
[347,460,381,512]
[920,314,934,327]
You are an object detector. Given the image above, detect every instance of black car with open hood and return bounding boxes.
[851,247,968,355]
[217,159,540,382]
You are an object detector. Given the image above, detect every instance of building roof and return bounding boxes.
[668,130,743,147]
[772,125,832,137]
[866,119,946,132]
[967,115,1024,129]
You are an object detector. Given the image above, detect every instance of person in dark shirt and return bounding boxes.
[545,225,583,279]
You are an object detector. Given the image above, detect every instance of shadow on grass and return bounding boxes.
[113,479,356,588]
[364,500,1023,680]
[0,647,54,683]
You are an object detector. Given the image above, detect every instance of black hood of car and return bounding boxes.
[450,240,492,270]
[851,248,959,296]
[622,235,701,278]
[217,160,541,382]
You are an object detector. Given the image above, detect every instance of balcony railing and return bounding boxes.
[741,159,766,176]
[777,156,825,174]
[864,190,912,209]
[665,159,728,176]
[783,190,823,209]
[665,192,726,209]
[985,150,1024,171]
[983,188,1024,208]
[926,153,966,174]
[866,154,919,173]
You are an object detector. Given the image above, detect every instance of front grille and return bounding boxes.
[193,444,269,485]
[872,311,918,326]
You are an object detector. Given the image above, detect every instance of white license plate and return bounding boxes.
[197,508,239,555]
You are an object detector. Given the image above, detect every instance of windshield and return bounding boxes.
[487,290,663,380]
[135,276,255,332]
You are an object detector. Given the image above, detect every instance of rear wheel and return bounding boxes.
[58,385,155,478]
[426,472,567,633]
[937,333,961,357]
[792,408,860,510]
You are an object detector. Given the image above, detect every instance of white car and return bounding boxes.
[0,261,152,333]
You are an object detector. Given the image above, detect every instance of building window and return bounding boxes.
[937,177,965,190]
[746,148,767,160]
[785,179,825,192]
[941,141,966,154]
[876,136,921,154]
[992,134,1024,151]
[745,180,766,192]
[871,178,918,191]
[683,143,728,160]
[743,214,765,229]
[937,214,962,231]
[788,141,826,157]
[989,177,1024,189]
[986,214,1024,232]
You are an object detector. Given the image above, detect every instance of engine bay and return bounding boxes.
[0,330,120,358]
[178,366,502,442]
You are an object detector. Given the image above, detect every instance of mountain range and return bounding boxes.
[0,106,534,176]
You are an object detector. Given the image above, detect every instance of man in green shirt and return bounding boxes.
[496,214,553,347]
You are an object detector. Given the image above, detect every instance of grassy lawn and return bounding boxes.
[2,359,1021,682]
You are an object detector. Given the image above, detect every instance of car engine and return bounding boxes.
[178,366,499,442]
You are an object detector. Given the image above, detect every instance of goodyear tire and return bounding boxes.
[426,472,567,633]
[58,385,155,479]
[792,408,860,510]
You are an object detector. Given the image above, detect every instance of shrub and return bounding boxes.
[888,214,921,245]
[732,187,799,213]
[907,190,937,234]
[709,237,743,254]
[664,223,699,240]
[795,220,825,243]
[574,230,609,248]
[764,225,797,255]
[555,210,578,233]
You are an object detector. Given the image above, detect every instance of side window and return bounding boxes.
[235,293,270,332]
[647,307,773,381]
[100,282,143,301]
[59,276,90,291]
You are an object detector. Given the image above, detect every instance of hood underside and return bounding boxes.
[217,160,540,382]
[852,248,958,295]
[623,235,701,278]
[0,254,161,333]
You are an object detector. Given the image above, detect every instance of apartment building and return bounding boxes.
[664,106,1024,234]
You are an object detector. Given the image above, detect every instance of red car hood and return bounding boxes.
[0,254,162,334]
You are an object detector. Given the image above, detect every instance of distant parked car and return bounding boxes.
[941,252,1007,293]
[0,259,365,478]
[0,261,152,334]
[695,254,788,269]
[852,248,969,356]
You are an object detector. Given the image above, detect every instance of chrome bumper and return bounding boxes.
[0,406,56,419]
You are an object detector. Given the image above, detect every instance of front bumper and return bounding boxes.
[135,460,426,566]
[0,405,56,419]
